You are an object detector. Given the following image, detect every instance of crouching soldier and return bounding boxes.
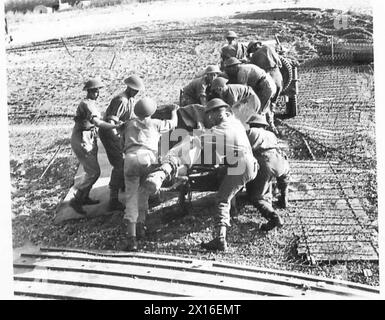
[70,78,123,215]
[144,98,258,251]
[245,114,290,232]
[180,65,221,106]
[224,57,279,135]
[121,98,179,251]
[99,75,145,211]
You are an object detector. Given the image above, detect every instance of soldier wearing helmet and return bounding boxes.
[210,77,261,115]
[219,31,248,71]
[143,98,258,251]
[70,78,123,215]
[99,75,145,212]
[120,98,179,251]
[247,40,283,132]
[180,65,221,107]
[224,57,279,135]
[245,114,290,231]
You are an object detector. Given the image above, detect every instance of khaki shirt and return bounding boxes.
[236,64,267,88]
[202,115,253,165]
[183,77,207,100]
[123,118,176,155]
[103,92,135,122]
[247,127,278,151]
[222,84,257,106]
[73,98,101,131]
[250,45,282,70]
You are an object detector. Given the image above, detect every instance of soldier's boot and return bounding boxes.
[123,220,138,252]
[143,163,173,195]
[277,176,289,209]
[256,202,283,232]
[69,190,87,215]
[108,188,125,211]
[201,226,228,251]
[136,222,147,240]
[83,196,100,205]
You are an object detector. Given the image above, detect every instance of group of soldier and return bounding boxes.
[70,31,290,252]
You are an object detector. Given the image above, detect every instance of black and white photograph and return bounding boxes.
[1,0,384,301]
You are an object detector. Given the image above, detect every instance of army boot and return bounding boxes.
[201,226,228,251]
[69,190,86,215]
[136,222,147,240]
[108,188,125,211]
[277,176,289,209]
[83,196,100,205]
[256,201,283,232]
[123,220,138,252]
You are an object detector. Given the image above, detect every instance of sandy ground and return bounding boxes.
[6,0,373,46]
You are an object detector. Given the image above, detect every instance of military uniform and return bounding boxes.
[99,92,135,193]
[220,43,248,70]
[221,84,259,107]
[181,77,208,106]
[235,64,277,114]
[246,126,290,228]
[207,115,258,228]
[122,117,176,225]
[250,45,283,104]
[70,98,101,203]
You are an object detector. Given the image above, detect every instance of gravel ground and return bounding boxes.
[7,6,378,286]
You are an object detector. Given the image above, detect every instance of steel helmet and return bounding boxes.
[224,57,242,68]
[205,98,229,113]
[247,40,259,51]
[225,31,237,38]
[204,65,221,74]
[124,75,145,91]
[83,78,104,91]
[247,114,268,127]
[211,77,229,90]
[134,97,157,118]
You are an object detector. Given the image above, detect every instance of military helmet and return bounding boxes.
[124,75,145,91]
[134,97,157,118]
[225,31,237,38]
[247,114,268,127]
[224,57,242,68]
[247,40,259,51]
[205,98,229,113]
[83,78,104,91]
[211,77,229,90]
[204,65,221,74]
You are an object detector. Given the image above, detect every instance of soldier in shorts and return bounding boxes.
[70,78,123,215]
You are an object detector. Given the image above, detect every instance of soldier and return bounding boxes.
[70,78,123,215]
[248,41,283,129]
[210,77,261,114]
[224,57,279,135]
[99,75,145,211]
[180,65,221,106]
[245,114,290,231]
[220,31,248,70]
[144,98,258,251]
[121,98,179,251]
